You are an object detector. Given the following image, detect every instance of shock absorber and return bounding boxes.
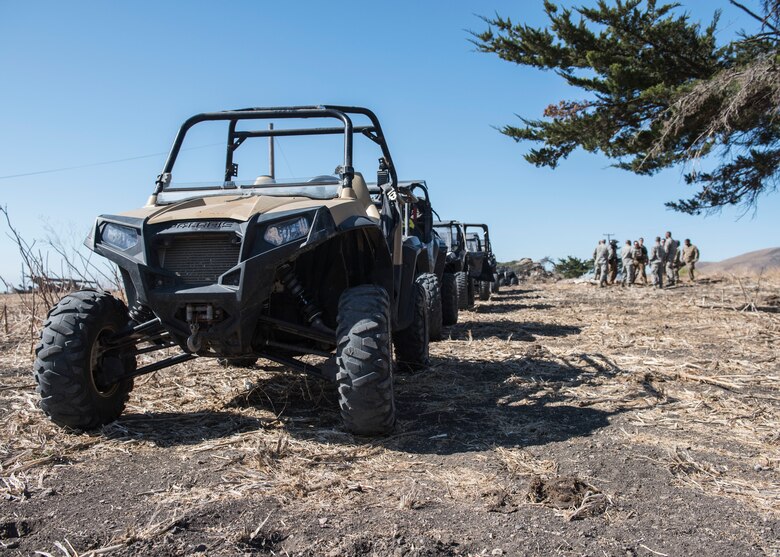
[276,263,329,332]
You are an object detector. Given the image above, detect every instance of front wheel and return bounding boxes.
[34,290,136,430]
[393,280,430,372]
[441,273,458,326]
[417,273,442,341]
[479,280,491,301]
[455,271,468,310]
[336,285,396,435]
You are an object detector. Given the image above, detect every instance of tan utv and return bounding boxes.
[33,106,434,435]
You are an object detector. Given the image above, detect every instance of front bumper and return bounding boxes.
[89,207,338,356]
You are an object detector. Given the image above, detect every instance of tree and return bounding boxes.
[555,255,594,278]
[473,1,780,214]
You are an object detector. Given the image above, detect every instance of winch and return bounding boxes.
[185,303,216,352]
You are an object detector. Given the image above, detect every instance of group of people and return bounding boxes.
[593,232,700,289]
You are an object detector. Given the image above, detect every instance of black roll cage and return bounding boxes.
[463,223,492,253]
[154,105,398,195]
[433,219,465,239]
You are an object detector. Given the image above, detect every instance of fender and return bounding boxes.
[433,239,447,278]
[395,236,425,330]
[467,251,494,282]
[338,216,394,300]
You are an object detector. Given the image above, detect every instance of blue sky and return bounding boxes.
[1,0,778,286]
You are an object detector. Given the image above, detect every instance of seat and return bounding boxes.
[340,172,380,219]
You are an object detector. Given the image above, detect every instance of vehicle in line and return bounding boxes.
[432,219,471,316]
[463,223,497,300]
[34,105,431,436]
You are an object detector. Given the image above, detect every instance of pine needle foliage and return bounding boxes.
[473,0,780,214]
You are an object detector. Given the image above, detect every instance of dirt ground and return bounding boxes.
[1,276,779,556]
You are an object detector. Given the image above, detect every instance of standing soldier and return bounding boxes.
[607,239,619,285]
[636,237,649,285]
[674,249,684,283]
[663,231,680,286]
[621,240,635,286]
[680,239,700,282]
[593,241,602,281]
[649,237,666,288]
[594,240,610,288]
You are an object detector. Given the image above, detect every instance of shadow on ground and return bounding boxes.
[108,411,269,446]
[445,320,580,342]
[106,308,661,454]
[219,345,664,456]
[490,289,544,300]
[384,349,659,455]
[474,302,555,313]
[102,349,662,453]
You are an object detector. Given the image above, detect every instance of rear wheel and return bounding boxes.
[441,273,458,326]
[479,280,491,301]
[417,273,442,341]
[394,280,430,372]
[34,290,135,430]
[490,280,499,294]
[510,276,519,286]
[336,285,395,435]
[466,278,475,308]
[455,271,468,310]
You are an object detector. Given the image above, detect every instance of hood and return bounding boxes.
[119,194,367,226]
[120,195,320,224]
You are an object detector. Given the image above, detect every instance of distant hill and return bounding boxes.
[699,247,780,275]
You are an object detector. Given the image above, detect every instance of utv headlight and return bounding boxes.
[102,223,139,250]
[263,216,310,246]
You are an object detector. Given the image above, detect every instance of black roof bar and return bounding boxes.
[233,125,375,139]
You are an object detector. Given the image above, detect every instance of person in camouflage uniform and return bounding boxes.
[593,240,605,280]
[679,239,700,282]
[594,239,610,288]
[649,236,666,288]
[621,240,635,286]
[663,231,680,286]
[635,237,649,285]
[607,239,619,285]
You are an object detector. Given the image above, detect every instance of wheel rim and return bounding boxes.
[90,328,120,397]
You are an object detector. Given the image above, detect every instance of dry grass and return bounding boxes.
[1,273,779,554]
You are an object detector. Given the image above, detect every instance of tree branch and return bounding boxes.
[729,0,780,35]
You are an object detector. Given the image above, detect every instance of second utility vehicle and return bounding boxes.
[432,219,470,317]
[396,181,447,341]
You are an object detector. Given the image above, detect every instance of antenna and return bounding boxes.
[268,123,275,179]
[603,233,615,243]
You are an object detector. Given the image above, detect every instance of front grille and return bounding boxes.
[159,234,240,284]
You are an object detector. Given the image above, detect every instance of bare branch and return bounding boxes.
[729,0,780,35]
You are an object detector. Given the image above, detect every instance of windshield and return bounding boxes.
[434,224,461,250]
[156,176,341,204]
[438,228,453,248]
